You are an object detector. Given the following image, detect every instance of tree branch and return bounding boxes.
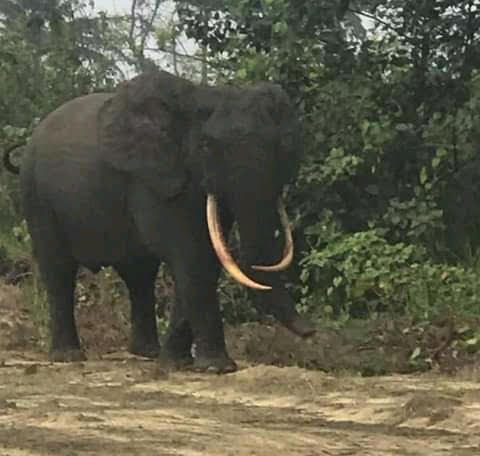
[348,8,394,31]
[128,0,138,59]
[139,0,162,61]
[144,45,227,70]
[128,0,137,47]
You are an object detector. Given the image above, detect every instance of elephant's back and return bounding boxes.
[32,92,113,156]
[29,92,115,198]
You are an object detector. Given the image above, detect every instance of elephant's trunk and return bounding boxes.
[251,198,293,272]
[206,194,272,290]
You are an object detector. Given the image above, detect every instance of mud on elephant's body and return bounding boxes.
[13,69,315,373]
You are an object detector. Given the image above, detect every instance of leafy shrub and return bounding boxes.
[299,227,480,322]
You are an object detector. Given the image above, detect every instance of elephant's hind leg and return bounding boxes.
[114,258,160,358]
[29,213,84,362]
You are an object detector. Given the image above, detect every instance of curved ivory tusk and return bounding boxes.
[251,199,294,272]
[206,194,272,291]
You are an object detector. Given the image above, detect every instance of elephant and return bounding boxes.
[4,69,315,373]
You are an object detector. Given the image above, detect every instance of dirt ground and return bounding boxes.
[0,281,480,455]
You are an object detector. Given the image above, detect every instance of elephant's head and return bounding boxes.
[193,83,301,284]
[193,82,314,337]
[100,70,314,337]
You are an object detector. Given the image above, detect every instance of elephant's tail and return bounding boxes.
[2,143,23,175]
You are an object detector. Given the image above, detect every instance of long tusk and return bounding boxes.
[206,194,272,291]
[251,199,294,272]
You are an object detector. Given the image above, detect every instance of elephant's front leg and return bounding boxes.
[129,185,235,372]
[171,254,237,374]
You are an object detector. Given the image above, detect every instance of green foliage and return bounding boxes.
[300,227,480,321]
[0,0,121,129]
[300,229,419,316]
[0,125,31,257]
[178,0,362,98]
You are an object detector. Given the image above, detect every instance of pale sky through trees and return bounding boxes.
[93,0,176,15]
[90,0,200,79]
[94,0,130,13]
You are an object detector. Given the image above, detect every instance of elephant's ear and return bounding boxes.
[99,71,194,200]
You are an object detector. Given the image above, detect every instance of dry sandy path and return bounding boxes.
[0,351,479,455]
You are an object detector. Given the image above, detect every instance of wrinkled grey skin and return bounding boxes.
[16,69,315,373]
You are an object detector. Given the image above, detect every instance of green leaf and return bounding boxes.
[420,167,428,185]
[409,347,421,361]
[465,337,478,346]
[237,68,247,79]
[333,276,343,287]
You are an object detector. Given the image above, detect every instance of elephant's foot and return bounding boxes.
[192,353,237,374]
[159,349,194,369]
[49,348,86,362]
[161,341,194,368]
[162,324,194,368]
[128,340,161,359]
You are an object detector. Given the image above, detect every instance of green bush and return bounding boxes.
[299,227,480,322]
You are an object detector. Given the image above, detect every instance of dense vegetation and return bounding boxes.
[1,1,480,345]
